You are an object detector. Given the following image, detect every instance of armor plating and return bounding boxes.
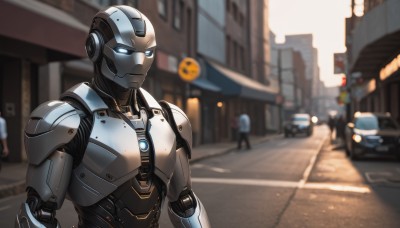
[16,5,210,228]
[15,203,60,228]
[24,101,80,165]
[168,194,211,228]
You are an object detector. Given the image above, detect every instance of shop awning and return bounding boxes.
[0,0,88,59]
[205,61,277,102]
[191,77,221,92]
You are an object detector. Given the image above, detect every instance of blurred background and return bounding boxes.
[2,1,400,227]
[0,0,347,162]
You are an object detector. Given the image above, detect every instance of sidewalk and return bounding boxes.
[0,133,281,199]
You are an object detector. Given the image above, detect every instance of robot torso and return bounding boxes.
[64,83,177,227]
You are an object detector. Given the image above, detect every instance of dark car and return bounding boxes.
[344,112,400,160]
[284,113,313,137]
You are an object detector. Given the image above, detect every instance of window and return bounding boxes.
[238,13,244,26]
[226,35,231,66]
[86,0,110,7]
[232,3,238,21]
[158,0,167,18]
[124,0,137,7]
[355,116,399,130]
[173,0,184,30]
[240,46,245,71]
[233,41,238,68]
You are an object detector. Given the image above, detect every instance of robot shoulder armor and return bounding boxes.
[25,101,80,165]
[159,101,192,156]
[60,82,108,113]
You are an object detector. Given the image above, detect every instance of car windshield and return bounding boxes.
[355,116,399,130]
[291,116,309,122]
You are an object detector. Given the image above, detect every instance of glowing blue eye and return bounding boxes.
[116,48,129,54]
[145,49,153,57]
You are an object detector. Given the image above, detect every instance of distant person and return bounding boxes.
[336,115,346,142]
[0,111,9,170]
[238,113,251,150]
[328,115,336,140]
[230,114,239,141]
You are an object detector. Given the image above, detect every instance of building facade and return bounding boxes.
[0,0,95,162]
[196,0,278,143]
[346,0,400,122]
[0,0,279,161]
[277,34,319,114]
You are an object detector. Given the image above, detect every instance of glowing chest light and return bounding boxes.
[138,139,149,152]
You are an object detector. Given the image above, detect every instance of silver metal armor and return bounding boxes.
[16,5,210,228]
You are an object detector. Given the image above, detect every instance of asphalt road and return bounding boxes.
[4,126,400,227]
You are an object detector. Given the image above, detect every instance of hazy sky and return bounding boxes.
[269,0,352,87]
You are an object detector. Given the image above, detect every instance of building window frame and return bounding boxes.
[157,0,168,19]
[232,3,238,21]
[124,0,138,7]
[173,0,184,30]
[83,0,110,8]
[233,40,238,68]
[226,35,231,66]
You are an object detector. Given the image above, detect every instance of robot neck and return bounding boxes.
[92,71,135,111]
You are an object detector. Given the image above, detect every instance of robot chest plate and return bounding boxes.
[77,112,176,186]
[69,111,177,206]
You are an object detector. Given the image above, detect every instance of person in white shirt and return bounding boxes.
[237,113,251,150]
[0,111,9,161]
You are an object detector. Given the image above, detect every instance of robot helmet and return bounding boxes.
[85,6,156,89]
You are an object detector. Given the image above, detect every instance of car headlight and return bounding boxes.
[352,134,362,143]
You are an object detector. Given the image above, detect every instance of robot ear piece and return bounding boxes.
[85,31,103,62]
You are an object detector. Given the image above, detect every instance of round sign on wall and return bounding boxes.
[178,57,201,82]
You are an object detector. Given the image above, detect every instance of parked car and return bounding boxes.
[284,113,313,137]
[344,112,400,160]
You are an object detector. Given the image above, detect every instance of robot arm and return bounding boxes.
[167,148,210,228]
[15,101,80,228]
[160,101,210,227]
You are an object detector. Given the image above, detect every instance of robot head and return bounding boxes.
[85,6,156,89]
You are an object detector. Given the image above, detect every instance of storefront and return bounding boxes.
[0,0,87,161]
[202,59,278,141]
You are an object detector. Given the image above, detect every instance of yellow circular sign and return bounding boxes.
[178,57,201,82]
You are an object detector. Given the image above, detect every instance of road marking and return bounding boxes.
[193,177,298,188]
[0,205,10,212]
[298,134,327,187]
[192,164,231,173]
[192,177,370,194]
[304,183,370,193]
[298,154,317,188]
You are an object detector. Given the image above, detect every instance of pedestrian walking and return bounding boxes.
[0,111,9,171]
[328,115,336,141]
[237,113,251,150]
[336,115,346,143]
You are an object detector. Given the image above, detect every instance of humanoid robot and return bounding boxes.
[16,5,210,228]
